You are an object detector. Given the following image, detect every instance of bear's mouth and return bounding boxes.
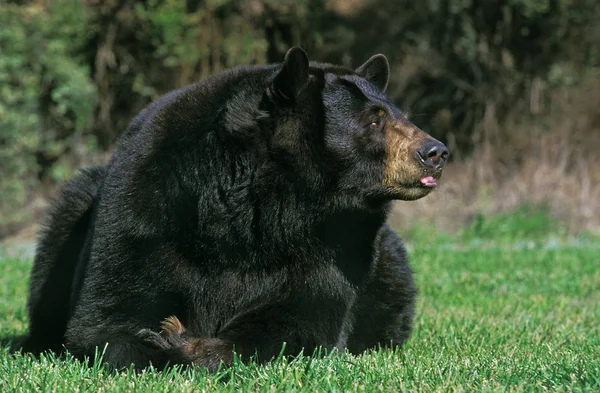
[419,176,437,188]
[401,175,440,190]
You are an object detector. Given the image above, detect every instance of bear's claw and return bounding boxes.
[138,315,188,350]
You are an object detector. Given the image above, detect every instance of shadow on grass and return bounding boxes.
[0,334,27,352]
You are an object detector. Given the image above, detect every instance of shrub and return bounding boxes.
[0,2,97,235]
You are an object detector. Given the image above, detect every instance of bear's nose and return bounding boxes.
[417,140,449,169]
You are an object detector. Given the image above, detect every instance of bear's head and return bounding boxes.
[268,47,449,204]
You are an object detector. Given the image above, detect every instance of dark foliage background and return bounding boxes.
[1,0,599,237]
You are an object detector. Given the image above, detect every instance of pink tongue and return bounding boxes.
[420,176,437,187]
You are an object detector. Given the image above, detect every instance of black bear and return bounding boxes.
[18,47,448,371]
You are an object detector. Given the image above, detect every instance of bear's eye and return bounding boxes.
[370,109,386,130]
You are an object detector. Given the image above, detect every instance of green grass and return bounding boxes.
[1,213,599,392]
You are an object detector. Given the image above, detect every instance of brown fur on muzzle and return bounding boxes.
[383,120,444,200]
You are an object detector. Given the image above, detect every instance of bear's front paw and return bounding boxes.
[138,315,189,350]
[138,315,230,370]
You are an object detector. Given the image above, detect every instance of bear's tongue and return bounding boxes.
[420,176,437,187]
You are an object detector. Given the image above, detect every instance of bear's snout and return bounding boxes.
[417,140,449,170]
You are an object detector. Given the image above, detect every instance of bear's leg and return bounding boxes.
[138,297,348,371]
[73,319,240,372]
[18,167,105,355]
[78,331,191,371]
[345,225,418,353]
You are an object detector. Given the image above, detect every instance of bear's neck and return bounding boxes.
[254,190,390,285]
[315,206,389,286]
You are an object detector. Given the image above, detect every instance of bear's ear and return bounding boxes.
[355,54,390,92]
[272,47,310,101]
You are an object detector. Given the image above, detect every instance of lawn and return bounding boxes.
[1,209,599,392]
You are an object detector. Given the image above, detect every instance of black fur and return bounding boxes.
[17,47,446,371]
[19,166,105,354]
